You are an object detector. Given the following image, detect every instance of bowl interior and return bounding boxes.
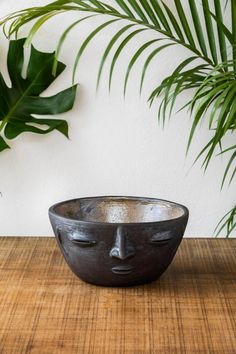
[52,197,186,223]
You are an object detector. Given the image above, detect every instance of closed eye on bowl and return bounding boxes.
[150,233,172,246]
[69,233,97,247]
[72,239,97,246]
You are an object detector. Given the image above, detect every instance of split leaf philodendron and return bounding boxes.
[0,38,77,152]
[1,1,235,236]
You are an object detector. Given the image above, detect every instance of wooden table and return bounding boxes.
[0,237,235,354]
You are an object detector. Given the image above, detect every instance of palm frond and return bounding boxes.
[214,0,228,65]
[124,38,165,96]
[232,0,236,71]
[109,27,148,91]
[202,0,218,64]
[97,23,136,90]
[215,206,236,237]
[72,18,120,83]
[140,42,176,94]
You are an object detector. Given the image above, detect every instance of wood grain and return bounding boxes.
[0,237,235,354]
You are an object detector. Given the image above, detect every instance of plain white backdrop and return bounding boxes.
[0,0,235,236]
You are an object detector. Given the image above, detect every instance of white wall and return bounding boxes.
[0,0,235,236]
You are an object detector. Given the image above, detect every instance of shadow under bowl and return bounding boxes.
[49,196,189,287]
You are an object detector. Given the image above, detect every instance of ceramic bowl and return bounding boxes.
[49,196,189,286]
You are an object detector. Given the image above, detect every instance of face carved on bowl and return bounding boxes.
[56,223,180,286]
[50,197,188,286]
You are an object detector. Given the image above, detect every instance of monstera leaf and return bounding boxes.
[0,38,77,152]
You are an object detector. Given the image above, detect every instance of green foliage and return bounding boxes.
[0,38,77,152]
[1,0,235,236]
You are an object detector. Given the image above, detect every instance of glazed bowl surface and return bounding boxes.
[49,196,189,286]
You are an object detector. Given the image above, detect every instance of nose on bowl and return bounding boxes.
[109,226,135,260]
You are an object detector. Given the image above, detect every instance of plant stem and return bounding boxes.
[0,120,6,133]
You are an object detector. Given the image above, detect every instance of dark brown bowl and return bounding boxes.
[49,196,189,287]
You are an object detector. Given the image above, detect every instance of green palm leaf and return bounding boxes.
[202,0,218,64]
[174,0,195,47]
[232,0,236,71]
[188,0,208,57]
[109,27,148,91]
[124,38,165,96]
[215,206,236,237]
[140,43,176,94]
[214,0,228,65]
[53,15,97,75]
[72,18,120,83]
[149,0,171,33]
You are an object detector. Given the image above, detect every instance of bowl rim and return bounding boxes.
[48,195,189,226]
